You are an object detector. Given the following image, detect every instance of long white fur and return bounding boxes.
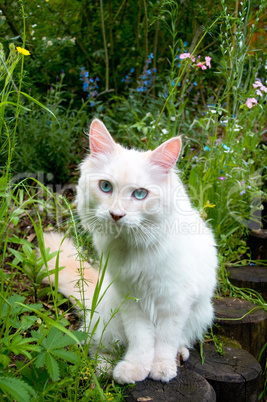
[42,119,217,384]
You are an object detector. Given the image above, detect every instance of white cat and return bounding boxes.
[42,118,217,385]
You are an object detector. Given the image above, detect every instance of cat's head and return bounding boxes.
[77,119,182,245]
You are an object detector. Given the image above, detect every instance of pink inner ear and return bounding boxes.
[89,119,116,155]
[150,137,182,172]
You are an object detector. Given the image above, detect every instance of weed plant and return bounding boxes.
[8,72,92,185]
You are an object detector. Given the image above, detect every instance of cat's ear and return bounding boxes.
[89,119,116,156]
[149,136,182,172]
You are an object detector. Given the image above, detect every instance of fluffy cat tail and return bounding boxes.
[40,232,98,310]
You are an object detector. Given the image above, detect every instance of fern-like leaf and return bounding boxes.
[45,353,60,381]
[0,376,36,402]
[51,349,78,364]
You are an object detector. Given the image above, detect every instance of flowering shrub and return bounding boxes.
[179,52,212,70]
[79,67,100,106]
[245,79,267,108]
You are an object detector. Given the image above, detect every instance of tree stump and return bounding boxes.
[262,199,267,229]
[227,265,267,300]
[125,367,216,402]
[248,229,267,260]
[213,297,267,361]
[184,343,261,402]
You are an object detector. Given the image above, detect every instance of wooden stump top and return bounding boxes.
[125,367,216,402]
[184,343,261,402]
[185,343,261,383]
[213,297,266,324]
[213,297,267,361]
[227,266,267,300]
[249,229,267,239]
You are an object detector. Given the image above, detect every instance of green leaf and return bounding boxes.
[15,302,82,344]
[8,247,24,263]
[0,100,31,111]
[4,334,39,360]
[16,91,59,123]
[51,349,78,364]
[0,354,11,368]
[72,330,87,343]
[18,315,38,331]
[0,175,7,196]
[46,353,60,381]
[35,351,46,369]
[0,376,36,402]
[42,326,62,350]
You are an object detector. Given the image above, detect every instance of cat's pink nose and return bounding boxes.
[110,212,125,222]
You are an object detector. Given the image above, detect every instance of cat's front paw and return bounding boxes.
[149,360,177,382]
[113,360,150,384]
[178,346,190,361]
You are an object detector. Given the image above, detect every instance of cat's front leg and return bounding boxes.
[149,312,188,382]
[113,306,155,384]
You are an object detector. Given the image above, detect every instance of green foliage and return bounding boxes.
[0,376,36,402]
[32,326,86,382]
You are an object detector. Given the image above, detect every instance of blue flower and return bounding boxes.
[148,53,153,59]
[184,41,188,47]
[240,190,246,195]
[130,68,135,73]
[204,146,211,151]
[223,144,230,151]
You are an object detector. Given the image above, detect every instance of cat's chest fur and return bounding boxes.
[95,231,194,320]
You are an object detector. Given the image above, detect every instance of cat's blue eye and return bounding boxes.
[99,180,113,193]
[133,188,148,200]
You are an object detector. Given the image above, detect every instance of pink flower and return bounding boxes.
[191,56,196,62]
[180,53,191,60]
[205,56,212,68]
[256,89,263,97]
[246,98,258,108]
[218,177,226,181]
[252,80,261,89]
[196,62,207,70]
[253,84,259,89]
[253,79,267,93]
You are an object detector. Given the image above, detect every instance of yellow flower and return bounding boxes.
[200,200,216,219]
[204,200,216,209]
[16,47,31,56]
